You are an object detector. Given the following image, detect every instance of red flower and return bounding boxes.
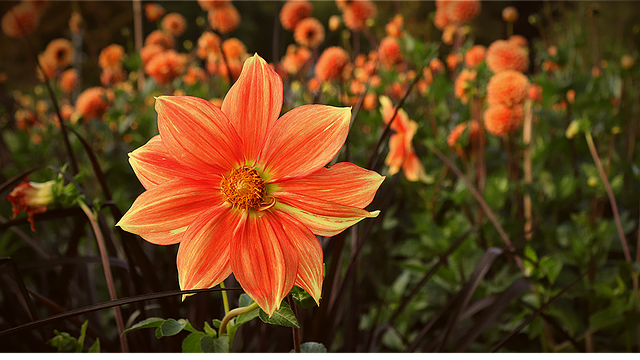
[6,180,55,231]
[117,55,383,316]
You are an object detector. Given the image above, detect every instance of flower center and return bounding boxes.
[221,166,274,211]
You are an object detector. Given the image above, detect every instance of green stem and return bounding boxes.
[219,302,259,335]
[220,281,230,315]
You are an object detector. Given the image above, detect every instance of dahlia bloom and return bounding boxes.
[44,39,75,70]
[502,6,518,22]
[293,17,325,49]
[486,70,530,107]
[315,47,350,82]
[144,3,166,22]
[58,69,78,93]
[197,31,222,60]
[7,180,55,231]
[208,4,241,34]
[464,45,486,68]
[454,68,477,104]
[75,87,113,120]
[280,0,312,31]
[99,44,125,71]
[1,2,41,38]
[144,50,187,85]
[341,0,377,31]
[444,0,481,24]
[486,40,529,73]
[117,54,383,316]
[379,96,428,182]
[161,13,187,37]
[145,30,174,49]
[483,104,524,137]
[378,36,403,70]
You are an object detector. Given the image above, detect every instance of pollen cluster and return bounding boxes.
[221,166,268,210]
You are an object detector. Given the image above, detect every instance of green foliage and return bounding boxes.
[46,321,100,353]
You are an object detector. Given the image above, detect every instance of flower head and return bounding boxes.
[502,6,518,22]
[99,44,126,71]
[117,54,383,316]
[483,104,523,137]
[341,0,377,31]
[486,70,530,107]
[315,46,350,82]
[280,0,312,31]
[6,180,55,231]
[464,45,486,68]
[1,2,41,38]
[144,3,166,22]
[144,50,187,84]
[58,69,78,93]
[208,4,241,34]
[378,36,403,70]
[294,17,325,49]
[44,39,75,70]
[75,87,113,120]
[145,30,174,49]
[161,13,187,37]
[486,39,529,73]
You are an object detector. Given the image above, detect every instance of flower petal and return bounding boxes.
[177,205,242,298]
[260,105,351,181]
[221,54,283,162]
[274,192,379,237]
[231,212,298,317]
[129,135,208,189]
[275,210,323,304]
[271,162,384,209]
[116,177,224,245]
[156,96,244,175]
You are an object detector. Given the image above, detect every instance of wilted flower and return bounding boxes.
[6,180,55,231]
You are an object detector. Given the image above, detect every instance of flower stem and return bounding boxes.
[584,132,631,263]
[288,295,301,353]
[219,302,259,335]
[220,281,230,315]
[78,201,129,352]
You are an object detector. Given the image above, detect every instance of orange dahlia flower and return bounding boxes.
[483,104,523,137]
[454,68,477,104]
[58,69,78,93]
[486,39,529,73]
[198,0,231,11]
[145,30,174,49]
[99,44,125,70]
[378,36,403,70]
[44,39,75,70]
[280,44,311,75]
[445,0,481,24]
[7,179,55,231]
[315,46,350,82]
[145,50,187,85]
[280,0,312,31]
[1,2,41,38]
[140,44,165,67]
[144,3,166,22]
[161,13,187,37]
[464,45,486,68]
[208,4,241,34]
[486,70,530,107]
[117,55,383,316]
[222,38,247,60]
[294,17,325,49]
[502,6,518,22]
[197,31,222,60]
[75,87,113,120]
[385,14,403,37]
[341,0,377,31]
[183,66,207,86]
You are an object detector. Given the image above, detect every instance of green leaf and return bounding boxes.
[212,319,222,329]
[47,331,78,352]
[182,332,205,353]
[77,320,88,352]
[157,319,187,338]
[88,339,100,353]
[291,342,327,353]
[238,293,253,307]
[258,301,300,328]
[589,306,624,332]
[236,306,259,327]
[200,335,230,353]
[122,317,166,335]
[182,320,197,333]
[291,286,317,309]
[203,322,217,337]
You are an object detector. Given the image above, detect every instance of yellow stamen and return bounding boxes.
[220,166,273,211]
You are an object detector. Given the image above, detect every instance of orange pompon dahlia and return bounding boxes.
[197,31,222,60]
[280,44,311,76]
[144,3,166,22]
[183,66,207,86]
[315,46,350,82]
[464,45,486,68]
[486,39,529,74]
[117,54,383,316]
[69,11,83,33]
[145,50,187,85]
[446,52,462,70]
[58,69,78,93]
[145,29,175,49]
[294,17,325,49]
[98,44,125,70]
[342,0,377,31]
[433,7,451,30]
[486,70,530,107]
[483,104,524,137]
[100,68,127,87]
[385,14,403,37]
[222,38,248,60]
[445,0,481,24]
[140,44,165,67]
[208,4,241,34]
[528,83,542,102]
[44,39,75,70]
[378,36,403,70]
[198,0,230,11]
[1,2,41,38]
[429,58,445,74]
[502,6,518,23]
[508,35,528,49]
[75,87,113,120]
[280,0,312,31]
[161,13,187,37]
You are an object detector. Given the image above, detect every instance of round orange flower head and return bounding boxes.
[385,14,403,37]
[464,45,486,68]
[198,0,231,11]
[342,0,377,31]
[161,13,187,37]
[509,35,528,49]
[445,0,481,24]
[281,44,311,75]
[222,38,247,60]
[140,44,165,67]
[36,52,57,81]
[69,11,83,33]
[58,69,78,93]
[378,36,403,70]
[145,3,166,22]
[116,54,384,316]
[294,17,325,49]
[542,60,559,73]
[208,4,241,34]
[528,83,542,102]
[100,68,127,87]
[2,2,41,38]
[315,46,350,82]
[486,70,530,107]
[99,44,125,71]
[145,29,175,49]
[145,50,187,85]
[486,39,529,73]
[183,66,207,86]
[547,45,557,56]
[483,104,524,137]
[429,58,445,74]
[502,6,518,22]
[446,52,462,70]
[44,38,75,70]
[75,87,113,121]
[566,89,575,104]
[280,0,312,31]
[454,68,477,104]
[197,31,222,60]
[433,7,451,30]
[328,15,341,31]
